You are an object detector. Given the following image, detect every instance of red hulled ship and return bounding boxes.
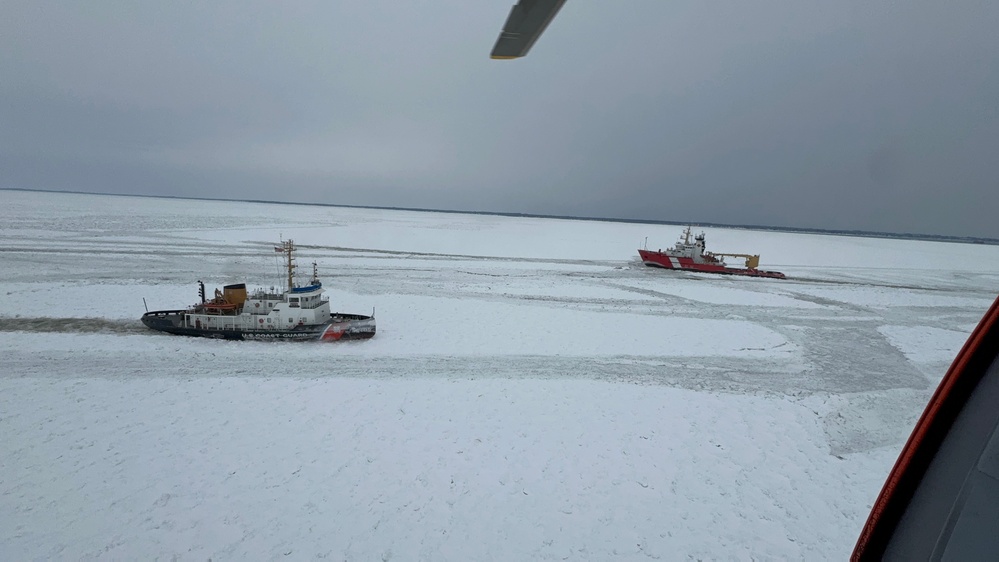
[638,226,786,279]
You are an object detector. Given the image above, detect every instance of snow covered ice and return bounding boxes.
[2,190,998,559]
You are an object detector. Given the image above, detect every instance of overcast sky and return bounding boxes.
[3,1,997,237]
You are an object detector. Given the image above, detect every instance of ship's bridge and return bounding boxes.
[286,289,327,310]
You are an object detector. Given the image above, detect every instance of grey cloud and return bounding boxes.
[2,0,997,237]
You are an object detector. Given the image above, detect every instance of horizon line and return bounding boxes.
[3,187,997,246]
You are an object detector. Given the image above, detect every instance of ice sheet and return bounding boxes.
[1,190,997,559]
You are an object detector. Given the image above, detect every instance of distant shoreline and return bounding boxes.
[4,187,997,246]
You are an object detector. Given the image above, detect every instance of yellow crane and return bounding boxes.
[708,253,761,269]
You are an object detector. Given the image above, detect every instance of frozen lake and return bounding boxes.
[2,190,998,559]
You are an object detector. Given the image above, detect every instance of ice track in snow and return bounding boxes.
[2,190,998,559]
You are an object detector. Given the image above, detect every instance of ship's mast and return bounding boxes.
[279,239,296,291]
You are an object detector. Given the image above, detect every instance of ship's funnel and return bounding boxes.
[223,283,247,307]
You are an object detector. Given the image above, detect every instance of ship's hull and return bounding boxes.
[638,250,786,279]
[141,310,376,341]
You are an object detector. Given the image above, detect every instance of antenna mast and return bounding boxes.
[280,239,296,291]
